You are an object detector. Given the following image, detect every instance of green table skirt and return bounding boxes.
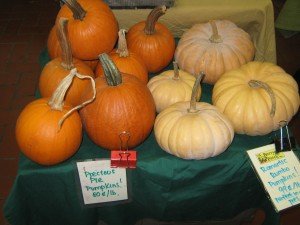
[4,50,299,225]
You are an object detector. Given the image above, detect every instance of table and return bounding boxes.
[112,0,277,63]
[5,51,300,225]
[3,1,290,224]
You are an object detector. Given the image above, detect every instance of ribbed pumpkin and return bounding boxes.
[40,18,94,106]
[212,61,300,136]
[95,29,148,84]
[126,5,175,73]
[54,0,118,60]
[175,20,255,84]
[16,69,95,166]
[80,53,156,150]
[154,74,234,159]
[147,61,199,113]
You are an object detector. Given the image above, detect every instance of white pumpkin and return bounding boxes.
[147,62,199,113]
[212,61,300,136]
[175,20,255,84]
[154,75,234,159]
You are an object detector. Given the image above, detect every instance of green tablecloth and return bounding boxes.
[3,50,299,225]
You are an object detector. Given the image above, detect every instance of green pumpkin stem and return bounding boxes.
[144,5,167,35]
[65,0,86,21]
[57,17,74,70]
[209,20,223,43]
[99,53,122,86]
[188,72,205,113]
[172,61,179,80]
[116,29,129,57]
[248,80,276,117]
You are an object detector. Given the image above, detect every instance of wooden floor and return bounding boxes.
[0,0,299,225]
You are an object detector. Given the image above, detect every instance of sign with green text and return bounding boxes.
[76,159,128,205]
[247,144,300,212]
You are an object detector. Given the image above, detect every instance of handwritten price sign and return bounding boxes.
[247,144,300,212]
[76,160,128,205]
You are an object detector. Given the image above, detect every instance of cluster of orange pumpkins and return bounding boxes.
[15,0,300,165]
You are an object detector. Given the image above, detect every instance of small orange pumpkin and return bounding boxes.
[55,0,119,60]
[95,29,148,84]
[80,53,156,150]
[16,69,95,166]
[40,18,94,106]
[126,5,175,73]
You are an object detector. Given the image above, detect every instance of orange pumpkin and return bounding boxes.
[95,29,148,84]
[40,18,94,106]
[47,26,98,71]
[126,5,175,73]
[15,69,95,166]
[54,0,119,60]
[80,53,156,150]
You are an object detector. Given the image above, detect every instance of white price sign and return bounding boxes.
[76,159,128,205]
[247,144,300,212]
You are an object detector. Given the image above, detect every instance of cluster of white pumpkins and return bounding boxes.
[149,20,299,160]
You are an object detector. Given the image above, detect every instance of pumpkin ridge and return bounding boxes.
[202,111,227,156]
[199,113,216,158]
[225,42,249,65]
[272,87,296,116]
[213,84,243,104]
[157,111,181,152]
[221,88,247,119]
[273,91,290,120]
[272,85,300,112]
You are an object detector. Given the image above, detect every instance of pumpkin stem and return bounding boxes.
[58,72,96,130]
[144,5,167,35]
[248,80,276,117]
[172,61,180,80]
[116,29,129,57]
[209,20,223,43]
[48,68,77,111]
[65,0,86,21]
[48,68,96,130]
[99,53,122,86]
[57,17,74,70]
[188,72,205,113]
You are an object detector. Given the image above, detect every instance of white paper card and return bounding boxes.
[247,144,300,212]
[76,159,128,205]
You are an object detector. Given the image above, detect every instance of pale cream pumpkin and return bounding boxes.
[154,74,234,160]
[147,62,199,113]
[175,20,255,84]
[212,61,300,136]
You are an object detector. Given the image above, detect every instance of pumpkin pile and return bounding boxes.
[15,0,300,165]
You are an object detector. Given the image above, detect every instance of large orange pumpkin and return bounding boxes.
[40,18,94,106]
[80,53,156,150]
[54,0,119,60]
[95,29,148,84]
[126,5,175,73]
[15,69,95,166]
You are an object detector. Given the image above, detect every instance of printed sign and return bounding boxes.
[247,144,300,212]
[76,159,128,205]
